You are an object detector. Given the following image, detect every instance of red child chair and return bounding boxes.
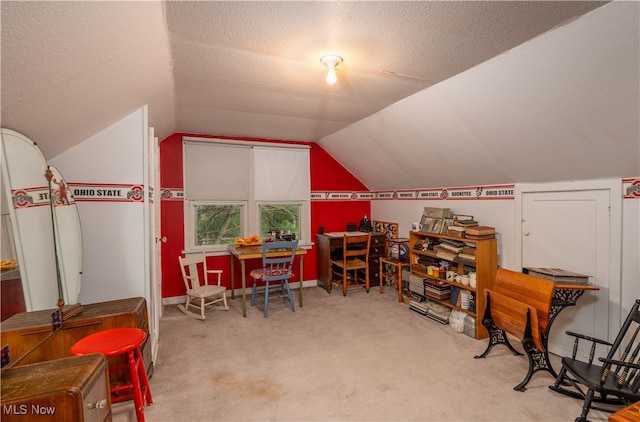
[71,327,152,422]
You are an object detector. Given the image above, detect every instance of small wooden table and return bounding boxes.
[379,237,410,302]
[228,245,307,317]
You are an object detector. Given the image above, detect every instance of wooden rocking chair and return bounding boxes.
[550,299,640,422]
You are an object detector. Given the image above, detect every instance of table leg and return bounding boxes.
[397,264,403,303]
[541,288,587,376]
[299,255,304,308]
[379,260,384,294]
[230,255,235,299]
[241,260,247,317]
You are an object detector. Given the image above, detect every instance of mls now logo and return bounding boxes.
[3,404,56,415]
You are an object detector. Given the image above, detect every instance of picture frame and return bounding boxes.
[423,207,451,218]
[428,217,443,234]
[373,220,399,239]
[441,218,454,235]
[420,215,432,231]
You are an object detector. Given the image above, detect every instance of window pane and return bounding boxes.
[260,204,299,239]
[196,204,241,246]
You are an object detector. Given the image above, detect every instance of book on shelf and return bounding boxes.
[446,229,465,239]
[438,242,463,253]
[453,214,474,222]
[453,220,478,227]
[446,225,466,232]
[461,246,476,254]
[425,279,449,288]
[449,286,461,306]
[465,226,495,236]
[458,253,476,261]
[435,248,457,261]
[440,238,466,247]
[524,267,590,284]
[464,234,495,241]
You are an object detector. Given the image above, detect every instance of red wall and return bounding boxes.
[159,133,371,299]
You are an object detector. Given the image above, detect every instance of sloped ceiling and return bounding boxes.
[2,1,637,190]
[320,1,640,189]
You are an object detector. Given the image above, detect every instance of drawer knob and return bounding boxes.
[88,399,108,410]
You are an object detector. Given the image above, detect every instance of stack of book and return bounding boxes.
[458,245,477,262]
[409,274,427,297]
[435,247,457,261]
[524,267,589,284]
[452,215,478,228]
[438,239,465,253]
[446,225,466,238]
[465,226,495,240]
[425,279,451,301]
[409,300,451,325]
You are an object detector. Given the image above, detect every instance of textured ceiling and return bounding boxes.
[1,1,607,161]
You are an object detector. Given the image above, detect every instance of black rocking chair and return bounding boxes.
[549,299,640,422]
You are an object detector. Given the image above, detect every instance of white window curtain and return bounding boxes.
[183,141,250,200]
[253,147,310,201]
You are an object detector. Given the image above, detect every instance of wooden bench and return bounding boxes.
[474,268,555,391]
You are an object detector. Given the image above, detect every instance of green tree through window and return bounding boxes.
[196,204,241,246]
[260,204,299,239]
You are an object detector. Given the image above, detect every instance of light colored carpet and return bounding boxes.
[113,286,610,421]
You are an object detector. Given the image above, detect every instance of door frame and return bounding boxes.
[514,178,623,341]
[143,118,161,365]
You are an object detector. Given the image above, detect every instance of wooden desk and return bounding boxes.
[528,282,599,379]
[228,245,307,317]
[316,232,386,294]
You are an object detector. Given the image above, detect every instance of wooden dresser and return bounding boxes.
[1,297,152,385]
[1,354,111,422]
[316,231,386,292]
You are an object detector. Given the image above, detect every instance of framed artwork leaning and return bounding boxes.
[428,218,443,234]
[373,221,399,239]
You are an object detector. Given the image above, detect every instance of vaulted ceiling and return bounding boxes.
[2,1,637,190]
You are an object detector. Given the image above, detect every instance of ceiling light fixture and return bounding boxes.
[320,55,343,85]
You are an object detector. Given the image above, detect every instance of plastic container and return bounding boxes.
[464,315,476,338]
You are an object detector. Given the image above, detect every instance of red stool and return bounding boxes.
[71,327,152,422]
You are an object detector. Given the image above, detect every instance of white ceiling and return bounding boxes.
[2,1,637,190]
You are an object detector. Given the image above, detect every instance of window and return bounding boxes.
[192,202,244,248]
[183,138,310,253]
[259,203,302,239]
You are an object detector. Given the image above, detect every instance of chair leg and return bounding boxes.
[200,297,206,320]
[127,349,145,422]
[365,267,370,293]
[577,389,595,422]
[221,292,229,310]
[343,269,347,296]
[135,347,153,406]
[283,280,295,312]
[251,280,257,306]
[263,280,270,317]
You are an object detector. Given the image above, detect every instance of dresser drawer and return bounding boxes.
[369,257,382,286]
[1,354,111,422]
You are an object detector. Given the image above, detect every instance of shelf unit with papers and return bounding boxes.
[408,231,498,339]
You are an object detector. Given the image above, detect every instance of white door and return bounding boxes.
[147,127,162,363]
[517,180,622,360]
